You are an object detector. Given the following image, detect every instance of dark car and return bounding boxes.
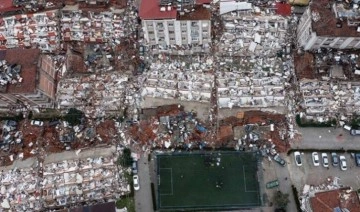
[48,120,61,127]
[132,161,138,174]
[274,154,286,167]
[331,152,339,167]
[355,153,360,167]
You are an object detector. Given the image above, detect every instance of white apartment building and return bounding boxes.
[297,0,360,50]
[139,0,211,46]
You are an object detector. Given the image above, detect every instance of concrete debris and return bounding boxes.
[0,10,60,52]
[141,56,214,102]
[57,73,129,118]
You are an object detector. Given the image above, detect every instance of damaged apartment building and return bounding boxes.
[0,48,58,111]
[139,0,212,53]
[217,1,293,110]
[296,0,360,118]
[0,8,60,52]
[297,0,360,50]
[60,2,126,45]
[141,56,214,103]
[298,51,360,117]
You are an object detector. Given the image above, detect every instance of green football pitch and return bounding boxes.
[156,152,261,210]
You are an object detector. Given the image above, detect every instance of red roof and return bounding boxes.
[0,0,20,13]
[139,0,177,20]
[276,2,291,16]
[196,0,211,4]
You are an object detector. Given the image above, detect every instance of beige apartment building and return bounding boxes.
[139,0,211,46]
[297,0,360,50]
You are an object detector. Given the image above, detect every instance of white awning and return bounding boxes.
[220,1,252,15]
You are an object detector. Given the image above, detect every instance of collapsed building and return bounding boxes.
[60,3,127,45]
[297,0,360,50]
[217,1,293,110]
[0,147,130,211]
[141,56,214,103]
[57,73,128,118]
[0,9,60,52]
[297,50,360,117]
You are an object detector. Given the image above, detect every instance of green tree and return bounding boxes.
[64,108,84,126]
[117,148,132,167]
[273,191,290,209]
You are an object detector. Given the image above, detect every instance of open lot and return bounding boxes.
[156,152,261,210]
[287,151,360,190]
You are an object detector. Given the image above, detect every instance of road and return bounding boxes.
[292,127,359,150]
[134,154,154,212]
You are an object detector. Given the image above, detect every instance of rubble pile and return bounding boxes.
[0,168,42,211]
[0,61,22,87]
[83,44,115,73]
[219,1,289,57]
[42,156,128,208]
[0,10,60,52]
[298,51,360,117]
[127,109,211,150]
[217,56,291,108]
[141,56,214,102]
[57,73,129,117]
[60,7,127,46]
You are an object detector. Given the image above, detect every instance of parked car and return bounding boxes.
[31,120,44,126]
[321,153,329,168]
[294,151,302,166]
[274,154,286,167]
[340,155,347,171]
[331,152,339,167]
[312,152,320,166]
[132,161,138,174]
[355,153,360,167]
[48,120,61,127]
[133,175,140,191]
[350,129,360,135]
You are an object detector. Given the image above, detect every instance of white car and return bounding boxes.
[321,153,329,168]
[133,175,140,191]
[31,120,44,127]
[312,152,320,166]
[294,151,302,166]
[340,155,347,171]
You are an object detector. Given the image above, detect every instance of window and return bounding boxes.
[168,22,174,27]
[170,38,175,41]
[148,31,154,35]
[157,23,164,28]
[181,22,187,26]
[181,30,186,33]
[168,31,174,34]
[182,36,186,40]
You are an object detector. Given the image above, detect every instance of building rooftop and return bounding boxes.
[311,0,360,37]
[0,0,20,13]
[177,5,211,20]
[0,48,40,94]
[139,0,210,20]
[310,188,360,212]
[139,0,177,20]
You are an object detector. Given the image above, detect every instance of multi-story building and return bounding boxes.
[139,0,211,47]
[297,0,360,50]
[0,48,58,111]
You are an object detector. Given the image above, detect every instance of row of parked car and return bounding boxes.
[293,151,360,171]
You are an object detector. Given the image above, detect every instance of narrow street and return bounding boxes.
[134,154,154,212]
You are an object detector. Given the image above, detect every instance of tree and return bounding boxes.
[117,148,133,167]
[273,191,290,209]
[64,108,84,126]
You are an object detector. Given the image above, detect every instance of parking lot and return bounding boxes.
[287,151,360,190]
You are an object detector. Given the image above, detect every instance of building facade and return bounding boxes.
[139,0,211,47]
[297,0,360,50]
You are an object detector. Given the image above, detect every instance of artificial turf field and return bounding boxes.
[156,152,261,210]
